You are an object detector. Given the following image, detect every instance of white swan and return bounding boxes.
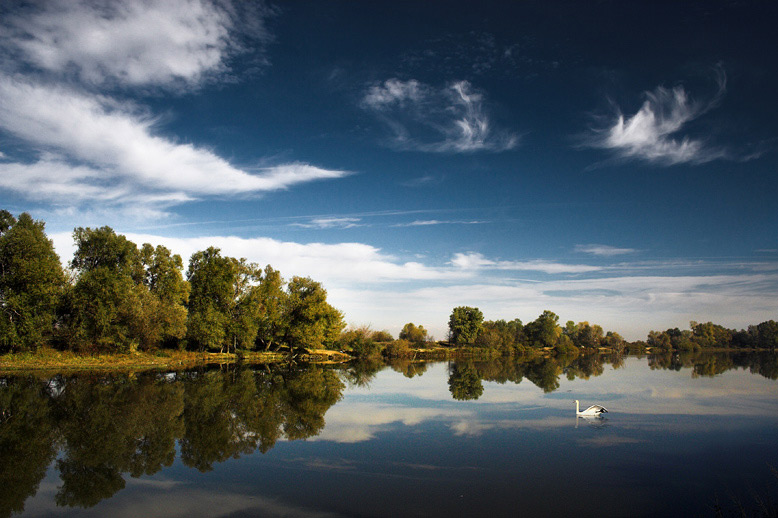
[575,400,608,417]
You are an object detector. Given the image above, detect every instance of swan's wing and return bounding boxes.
[585,404,608,413]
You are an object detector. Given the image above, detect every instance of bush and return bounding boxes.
[338,326,381,357]
[383,339,413,358]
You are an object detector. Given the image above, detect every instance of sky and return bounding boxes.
[0,0,776,340]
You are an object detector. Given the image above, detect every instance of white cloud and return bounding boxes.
[575,244,637,256]
[291,217,362,229]
[393,220,486,227]
[3,0,269,90]
[0,76,349,212]
[587,74,727,165]
[311,403,467,443]
[361,79,518,153]
[51,232,469,284]
[362,78,426,109]
[451,252,601,274]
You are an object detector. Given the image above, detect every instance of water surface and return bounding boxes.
[2,353,778,517]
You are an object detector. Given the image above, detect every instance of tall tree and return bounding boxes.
[140,244,190,347]
[524,310,562,348]
[283,276,345,350]
[186,248,264,352]
[65,227,147,352]
[255,265,287,350]
[399,323,428,344]
[0,211,65,352]
[448,306,483,345]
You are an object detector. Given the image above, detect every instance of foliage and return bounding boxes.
[399,322,428,344]
[0,211,66,352]
[63,227,190,352]
[254,265,286,350]
[186,248,265,352]
[448,306,484,345]
[524,310,562,348]
[372,330,394,342]
[474,318,525,352]
[448,362,484,400]
[283,276,345,350]
[383,339,413,358]
[337,325,381,357]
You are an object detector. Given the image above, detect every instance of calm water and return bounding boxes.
[2,353,778,518]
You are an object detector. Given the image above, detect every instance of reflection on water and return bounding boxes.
[1,352,778,517]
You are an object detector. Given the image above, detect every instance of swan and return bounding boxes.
[575,400,608,417]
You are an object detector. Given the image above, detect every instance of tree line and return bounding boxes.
[445,306,778,354]
[2,210,776,357]
[0,211,344,354]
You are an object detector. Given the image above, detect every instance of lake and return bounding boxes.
[2,352,778,517]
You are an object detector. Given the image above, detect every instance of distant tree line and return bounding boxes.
[444,305,777,354]
[0,211,344,354]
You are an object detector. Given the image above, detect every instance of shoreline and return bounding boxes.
[1,346,774,375]
[0,347,353,375]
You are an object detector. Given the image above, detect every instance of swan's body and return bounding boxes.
[575,399,608,417]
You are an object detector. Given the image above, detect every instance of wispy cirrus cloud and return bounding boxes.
[291,217,362,229]
[586,71,728,165]
[575,244,637,256]
[0,1,347,219]
[361,79,518,153]
[2,0,271,90]
[451,252,601,274]
[394,220,486,227]
[0,77,348,211]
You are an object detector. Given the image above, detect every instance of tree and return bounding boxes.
[755,320,778,350]
[64,227,146,352]
[448,362,484,400]
[186,248,263,352]
[140,244,189,347]
[0,211,65,352]
[448,306,483,345]
[524,310,562,348]
[399,323,428,344]
[283,276,345,350]
[475,319,525,351]
[255,265,287,350]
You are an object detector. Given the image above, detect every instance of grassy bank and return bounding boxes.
[0,347,352,374]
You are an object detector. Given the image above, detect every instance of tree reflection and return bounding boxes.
[52,373,184,507]
[0,364,345,512]
[0,377,56,518]
[448,362,484,400]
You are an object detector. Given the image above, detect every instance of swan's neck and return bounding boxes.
[575,400,579,413]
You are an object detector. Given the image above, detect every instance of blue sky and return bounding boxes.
[1,0,776,339]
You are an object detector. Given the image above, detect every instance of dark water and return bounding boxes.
[2,352,778,517]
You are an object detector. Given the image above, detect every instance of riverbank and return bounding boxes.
[0,347,353,374]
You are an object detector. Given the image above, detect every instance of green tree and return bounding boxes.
[475,318,525,351]
[0,211,65,352]
[755,320,778,350]
[399,323,428,344]
[140,244,190,347]
[255,265,287,350]
[524,310,562,348]
[186,248,264,352]
[448,306,484,345]
[64,227,147,352]
[283,276,345,350]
